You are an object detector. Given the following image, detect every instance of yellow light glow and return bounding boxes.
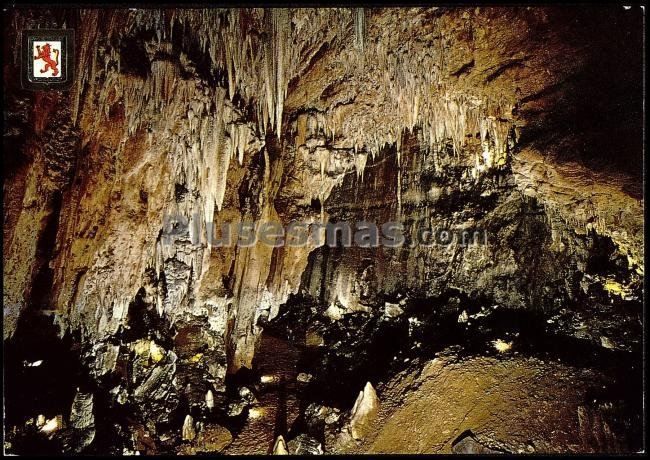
[133,339,150,357]
[260,375,276,383]
[149,342,165,363]
[248,407,265,419]
[492,339,512,353]
[40,416,62,434]
[603,279,626,297]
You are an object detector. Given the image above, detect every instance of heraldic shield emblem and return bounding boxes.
[22,29,74,90]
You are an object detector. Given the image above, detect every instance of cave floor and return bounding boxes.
[223,334,302,455]
[354,354,625,454]
[216,330,641,454]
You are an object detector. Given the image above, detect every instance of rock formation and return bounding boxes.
[349,382,379,440]
[272,435,289,455]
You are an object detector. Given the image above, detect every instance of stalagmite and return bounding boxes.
[205,390,214,409]
[69,391,96,451]
[182,414,196,441]
[273,435,289,455]
[349,382,380,440]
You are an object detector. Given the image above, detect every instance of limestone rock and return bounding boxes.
[205,390,215,409]
[273,435,289,455]
[384,302,404,318]
[287,434,324,455]
[297,372,313,383]
[182,415,196,441]
[349,382,380,440]
[40,415,63,436]
[451,431,502,454]
[306,328,325,347]
[68,391,95,452]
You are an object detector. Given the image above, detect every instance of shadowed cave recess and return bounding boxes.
[2,6,644,455]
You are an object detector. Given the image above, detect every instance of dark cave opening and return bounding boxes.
[3,315,83,454]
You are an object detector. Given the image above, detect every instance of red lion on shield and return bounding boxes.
[34,43,59,76]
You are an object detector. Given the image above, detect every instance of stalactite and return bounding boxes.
[396,129,403,167]
[355,8,365,51]
[355,152,368,182]
[57,7,530,383]
[397,168,402,217]
[272,9,290,138]
[318,147,329,180]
